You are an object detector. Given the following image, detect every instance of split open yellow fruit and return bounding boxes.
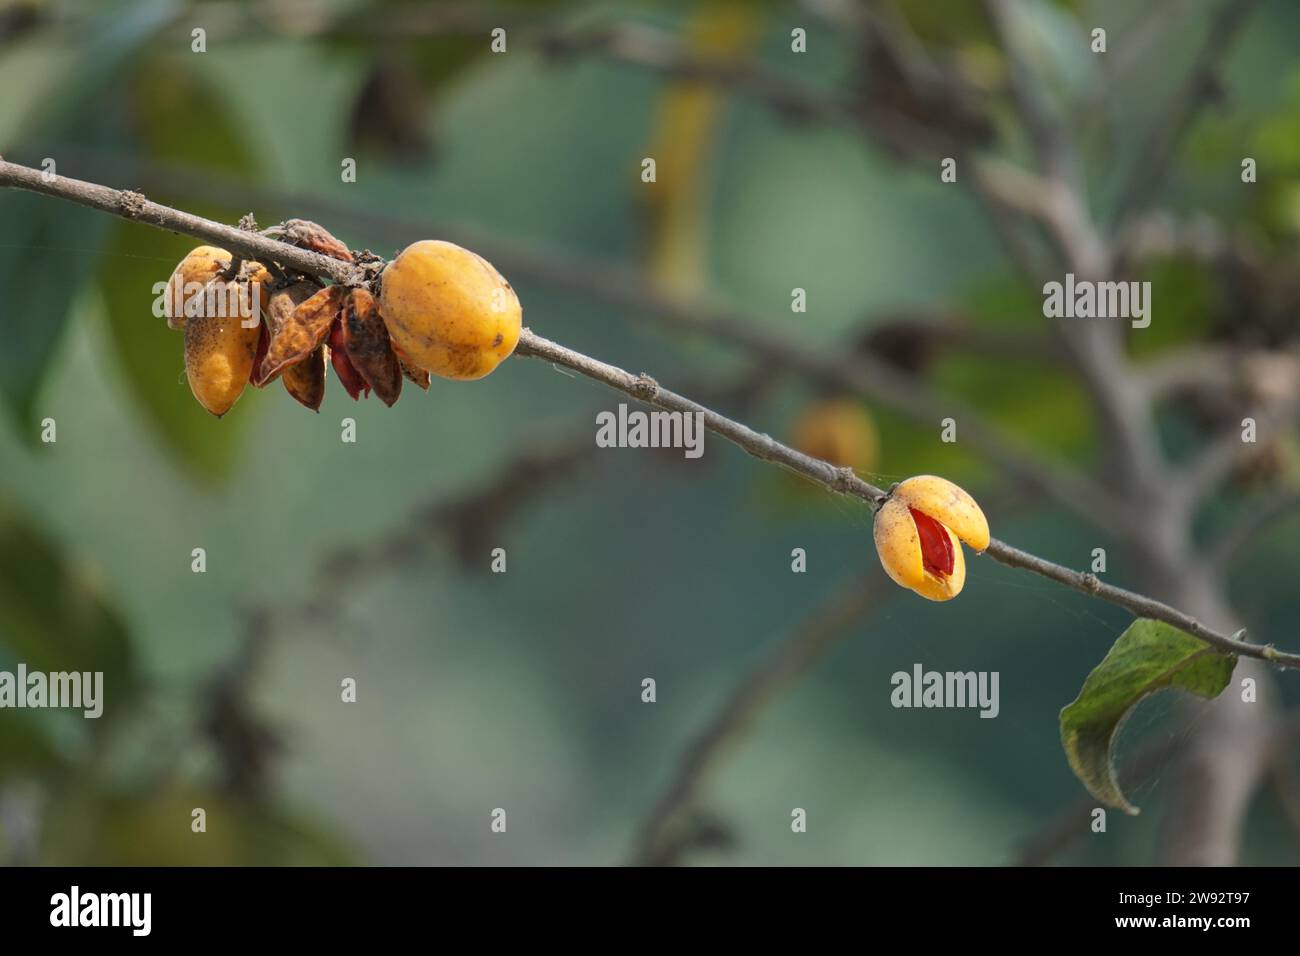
[873,475,989,601]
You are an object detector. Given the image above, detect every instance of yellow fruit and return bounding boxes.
[790,398,878,474]
[378,239,521,381]
[183,272,266,417]
[165,245,231,330]
[872,475,988,602]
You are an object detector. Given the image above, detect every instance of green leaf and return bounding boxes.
[0,499,136,707]
[0,191,109,426]
[1060,619,1236,815]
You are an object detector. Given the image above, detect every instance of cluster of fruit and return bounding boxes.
[164,223,522,416]
[168,220,987,604]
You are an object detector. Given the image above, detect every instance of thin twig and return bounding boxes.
[983,0,1073,182]
[3,158,1298,671]
[0,158,360,285]
[43,150,1105,527]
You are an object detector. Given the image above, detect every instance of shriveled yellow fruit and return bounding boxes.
[790,398,878,474]
[165,246,231,330]
[217,262,273,330]
[873,475,988,602]
[183,274,265,417]
[378,239,521,381]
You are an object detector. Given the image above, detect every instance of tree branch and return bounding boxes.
[983,0,1074,183]
[4,157,1298,673]
[33,149,1114,531]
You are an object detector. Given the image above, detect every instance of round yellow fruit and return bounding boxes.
[165,245,231,330]
[378,240,522,381]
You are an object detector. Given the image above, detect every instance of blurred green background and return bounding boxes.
[2,0,1300,865]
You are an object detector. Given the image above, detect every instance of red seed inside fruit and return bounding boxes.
[910,507,955,577]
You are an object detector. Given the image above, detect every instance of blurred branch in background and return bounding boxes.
[632,481,1038,867]
[284,366,775,631]
[198,608,283,804]
[1109,0,1260,231]
[632,573,886,866]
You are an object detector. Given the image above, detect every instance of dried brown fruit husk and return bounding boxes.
[256,280,317,385]
[282,345,327,411]
[260,285,345,383]
[259,280,329,410]
[340,289,402,406]
[274,219,354,263]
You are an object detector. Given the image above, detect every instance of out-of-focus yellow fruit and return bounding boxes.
[790,398,878,474]
[378,239,521,381]
[164,245,231,330]
[872,475,988,602]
